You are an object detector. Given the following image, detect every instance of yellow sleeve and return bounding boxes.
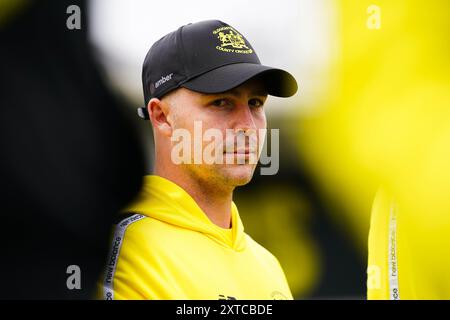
[367,188,391,300]
[98,215,186,300]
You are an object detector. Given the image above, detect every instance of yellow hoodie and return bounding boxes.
[98,175,293,300]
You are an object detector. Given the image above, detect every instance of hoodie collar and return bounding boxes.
[124,175,247,251]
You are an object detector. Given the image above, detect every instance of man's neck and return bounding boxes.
[154,166,234,229]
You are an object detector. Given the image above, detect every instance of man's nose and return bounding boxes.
[234,103,257,132]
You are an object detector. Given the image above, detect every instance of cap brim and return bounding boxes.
[181,63,298,97]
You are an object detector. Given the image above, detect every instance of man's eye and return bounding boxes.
[212,99,229,107]
[249,98,264,108]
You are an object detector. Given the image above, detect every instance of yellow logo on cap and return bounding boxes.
[212,26,253,54]
[218,30,248,49]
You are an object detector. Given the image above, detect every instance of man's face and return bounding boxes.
[166,78,268,189]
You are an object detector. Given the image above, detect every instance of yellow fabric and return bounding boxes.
[367,188,450,300]
[98,175,293,300]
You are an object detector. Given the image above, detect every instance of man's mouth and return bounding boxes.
[223,149,257,155]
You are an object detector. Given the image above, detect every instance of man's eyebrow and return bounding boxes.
[203,88,268,98]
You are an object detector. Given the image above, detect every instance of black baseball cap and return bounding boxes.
[138,20,298,119]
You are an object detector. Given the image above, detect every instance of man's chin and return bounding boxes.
[221,164,256,186]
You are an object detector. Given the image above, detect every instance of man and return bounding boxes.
[99,20,298,300]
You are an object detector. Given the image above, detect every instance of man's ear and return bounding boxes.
[147,98,172,137]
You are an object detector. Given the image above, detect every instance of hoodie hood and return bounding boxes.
[123,175,247,251]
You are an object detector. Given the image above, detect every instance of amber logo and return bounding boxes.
[213,26,253,54]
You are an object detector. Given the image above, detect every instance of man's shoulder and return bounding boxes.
[243,233,281,266]
[113,213,176,249]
